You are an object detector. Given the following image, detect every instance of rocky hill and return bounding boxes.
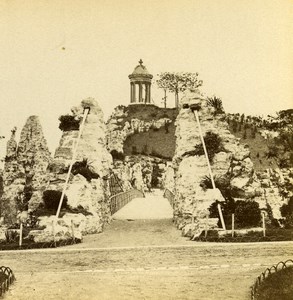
[106,104,178,160]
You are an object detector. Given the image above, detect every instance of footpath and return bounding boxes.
[71,189,191,249]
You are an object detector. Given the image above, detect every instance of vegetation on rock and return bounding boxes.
[189,131,224,162]
[58,114,80,131]
[280,197,293,228]
[226,108,293,170]
[110,150,125,161]
[71,159,100,182]
[206,96,224,115]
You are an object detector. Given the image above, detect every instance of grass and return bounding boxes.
[110,104,178,159]
[117,104,178,127]
[123,122,176,159]
[228,123,278,171]
[0,272,8,284]
[193,228,293,242]
[255,267,293,300]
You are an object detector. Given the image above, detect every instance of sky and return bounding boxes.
[0,0,292,157]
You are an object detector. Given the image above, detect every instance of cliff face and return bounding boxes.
[106,105,177,159]
[2,117,51,223]
[47,98,113,230]
[171,91,261,228]
[112,155,168,193]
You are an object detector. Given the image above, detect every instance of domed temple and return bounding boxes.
[128,59,153,104]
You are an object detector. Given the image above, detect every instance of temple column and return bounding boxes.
[130,82,134,103]
[133,83,136,103]
[147,83,151,103]
[146,83,149,103]
[139,82,142,103]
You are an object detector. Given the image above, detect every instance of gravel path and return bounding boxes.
[2,192,293,299]
[3,242,293,300]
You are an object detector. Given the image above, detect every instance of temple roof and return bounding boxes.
[129,59,153,79]
[132,59,150,74]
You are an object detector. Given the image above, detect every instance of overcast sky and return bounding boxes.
[0,0,292,157]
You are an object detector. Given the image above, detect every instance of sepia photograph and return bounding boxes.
[0,0,292,299]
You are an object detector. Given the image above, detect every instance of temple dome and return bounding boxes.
[129,59,153,79]
[132,64,150,75]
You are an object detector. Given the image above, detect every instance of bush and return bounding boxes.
[71,159,100,182]
[210,199,262,228]
[256,267,293,300]
[58,115,80,131]
[151,164,161,188]
[43,190,68,210]
[280,197,293,228]
[110,150,125,161]
[193,131,224,161]
[209,197,236,228]
[234,200,261,228]
[132,146,138,155]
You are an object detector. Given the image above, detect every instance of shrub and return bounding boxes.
[151,164,161,188]
[206,96,224,115]
[58,115,80,131]
[193,131,224,161]
[209,197,236,228]
[132,146,138,155]
[280,197,293,228]
[43,190,68,210]
[110,150,125,161]
[234,200,261,228]
[71,159,100,182]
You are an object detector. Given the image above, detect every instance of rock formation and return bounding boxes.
[46,98,113,233]
[170,90,262,231]
[106,105,176,157]
[112,155,168,193]
[2,118,51,224]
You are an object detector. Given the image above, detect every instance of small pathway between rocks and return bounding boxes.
[113,189,173,220]
[70,189,191,249]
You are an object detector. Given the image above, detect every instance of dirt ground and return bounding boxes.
[2,218,293,300]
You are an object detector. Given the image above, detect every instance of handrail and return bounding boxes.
[251,259,293,299]
[163,188,175,209]
[0,266,15,296]
[110,189,144,215]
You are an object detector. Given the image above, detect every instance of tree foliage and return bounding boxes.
[58,115,80,131]
[156,72,203,107]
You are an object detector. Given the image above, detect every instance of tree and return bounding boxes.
[156,72,203,107]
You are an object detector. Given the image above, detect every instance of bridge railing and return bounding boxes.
[0,266,15,297]
[163,189,175,209]
[110,189,144,215]
[250,259,293,300]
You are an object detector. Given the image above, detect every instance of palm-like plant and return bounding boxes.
[206,96,224,115]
